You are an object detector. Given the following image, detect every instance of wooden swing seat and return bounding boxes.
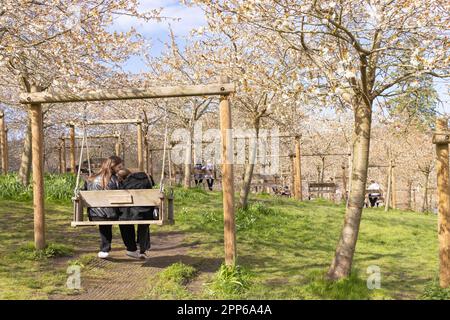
[72,189,174,227]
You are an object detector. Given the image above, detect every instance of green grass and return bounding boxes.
[143,262,198,299]
[0,178,441,299]
[167,188,438,299]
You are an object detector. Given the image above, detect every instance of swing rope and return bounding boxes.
[74,105,92,197]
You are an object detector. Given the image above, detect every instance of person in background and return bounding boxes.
[203,161,215,191]
[116,168,155,259]
[367,180,382,207]
[84,156,138,259]
[193,163,204,187]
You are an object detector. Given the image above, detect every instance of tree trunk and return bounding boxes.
[239,133,259,208]
[18,116,32,186]
[327,99,372,280]
[407,180,413,211]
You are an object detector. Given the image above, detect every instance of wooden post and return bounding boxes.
[385,161,392,212]
[435,118,450,288]
[137,123,144,171]
[294,135,303,200]
[69,124,76,174]
[149,149,154,177]
[57,145,62,174]
[0,111,8,174]
[290,154,296,198]
[30,85,46,250]
[144,137,149,174]
[342,162,347,202]
[60,137,66,173]
[4,128,8,173]
[219,93,236,266]
[392,163,397,209]
[115,133,121,157]
[346,152,353,208]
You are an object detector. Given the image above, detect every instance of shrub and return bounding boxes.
[0,173,77,202]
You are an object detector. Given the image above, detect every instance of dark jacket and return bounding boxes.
[118,172,155,221]
[84,174,120,220]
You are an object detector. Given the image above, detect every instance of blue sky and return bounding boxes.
[110,1,448,113]
[110,0,206,74]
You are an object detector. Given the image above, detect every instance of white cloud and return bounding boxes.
[112,1,206,39]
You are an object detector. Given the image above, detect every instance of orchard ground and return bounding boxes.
[0,182,445,299]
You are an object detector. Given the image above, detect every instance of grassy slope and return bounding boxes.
[0,188,439,299]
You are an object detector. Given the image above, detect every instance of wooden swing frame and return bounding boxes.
[20,79,237,266]
[67,119,144,171]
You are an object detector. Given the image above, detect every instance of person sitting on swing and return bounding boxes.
[116,168,156,259]
[83,156,140,259]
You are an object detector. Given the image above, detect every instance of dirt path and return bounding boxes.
[51,231,199,300]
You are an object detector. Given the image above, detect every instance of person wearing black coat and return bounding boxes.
[84,156,140,259]
[117,170,156,258]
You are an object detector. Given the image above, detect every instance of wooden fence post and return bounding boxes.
[30,85,46,250]
[115,133,121,157]
[144,137,149,174]
[69,124,76,174]
[434,117,450,288]
[60,137,66,173]
[294,135,303,200]
[4,128,8,173]
[0,111,8,174]
[149,149,153,177]
[290,154,296,198]
[57,145,62,174]
[137,123,144,171]
[342,162,347,202]
[392,163,397,209]
[219,89,236,266]
[385,161,392,212]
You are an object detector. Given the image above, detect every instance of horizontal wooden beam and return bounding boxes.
[68,119,142,126]
[62,134,119,140]
[55,145,102,149]
[20,83,236,104]
[302,153,351,157]
[233,134,297,140]
[257,155,293,158]
[369,164,395,168]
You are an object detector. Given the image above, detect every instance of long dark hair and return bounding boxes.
[89,156,123,189]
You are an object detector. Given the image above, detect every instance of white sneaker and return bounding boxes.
[98,251,109,259]
[126,250,140,259]
[138,252,147,260]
